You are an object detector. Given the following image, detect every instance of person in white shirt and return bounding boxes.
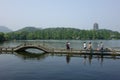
[83,42,87,49]
[100,42,104,51]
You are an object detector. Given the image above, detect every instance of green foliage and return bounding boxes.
[0,32,5,42]
[3,27,120,40]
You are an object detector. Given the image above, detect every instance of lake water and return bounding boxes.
[0,40,120,80]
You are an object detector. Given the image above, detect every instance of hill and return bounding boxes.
[0,26,12,33]
[17,27,40,32]
[6,27,120,40]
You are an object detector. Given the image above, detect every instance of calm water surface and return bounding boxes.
[0,40,120,80]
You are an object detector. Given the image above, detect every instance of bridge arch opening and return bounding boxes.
[25,48,45,54]
[14,45,49,53]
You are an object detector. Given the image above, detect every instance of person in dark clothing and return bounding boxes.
[66,42,70,50]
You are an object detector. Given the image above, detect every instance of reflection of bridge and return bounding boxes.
[0,43,120,56]
[15,51,48,60]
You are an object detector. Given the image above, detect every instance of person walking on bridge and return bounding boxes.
[83,42,87,50]
[66,41,70,50]
[100,42,104,51]
[88,42,92,50]
[87,42,93,53]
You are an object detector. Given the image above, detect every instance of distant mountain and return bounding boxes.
[17,27,40,32]
[0,26,12,33]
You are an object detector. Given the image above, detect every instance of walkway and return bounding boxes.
[0,43,120,56]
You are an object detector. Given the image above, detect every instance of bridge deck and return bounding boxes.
[0,44,120,56]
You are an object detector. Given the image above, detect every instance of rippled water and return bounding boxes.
[0,40,120,80]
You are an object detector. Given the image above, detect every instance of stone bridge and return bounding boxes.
[0,43,120,56]
[14,44,52,53]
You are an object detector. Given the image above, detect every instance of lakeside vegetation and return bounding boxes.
[0,27,120,41]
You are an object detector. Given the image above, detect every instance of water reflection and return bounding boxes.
[0,52,120,65]
[50,53,120,65]
[66,54,71,64]
[14,51,49,60]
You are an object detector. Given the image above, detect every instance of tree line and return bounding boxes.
[0,27,120,41]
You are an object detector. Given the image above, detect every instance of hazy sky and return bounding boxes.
[0,0,120,31]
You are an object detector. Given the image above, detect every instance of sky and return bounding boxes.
[0,0,120,31]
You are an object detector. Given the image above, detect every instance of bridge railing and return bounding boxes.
[0,47,14,52]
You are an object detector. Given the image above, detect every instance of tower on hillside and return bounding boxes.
[93,23,99,30]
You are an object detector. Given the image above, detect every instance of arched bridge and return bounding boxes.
[14,44,52,53]
[1,43,120,56]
